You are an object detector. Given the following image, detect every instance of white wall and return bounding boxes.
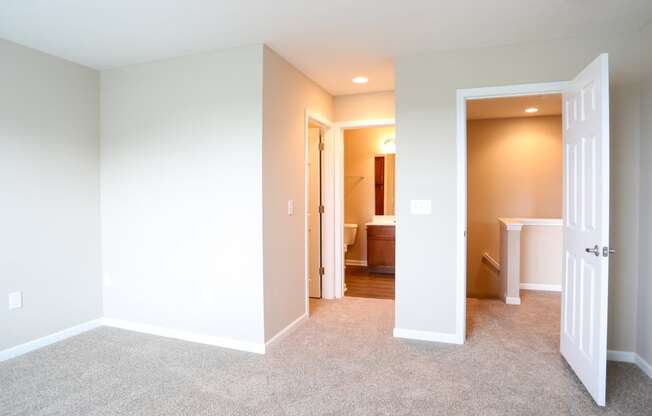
[101,46,266,346]
[395,32,642,351]
[521,225,562,287]
[262,47,332,341]
[0,40,101,351]
[637,22,652,367]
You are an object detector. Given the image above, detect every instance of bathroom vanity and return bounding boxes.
[366,216,395,274]
[366,152,396,274]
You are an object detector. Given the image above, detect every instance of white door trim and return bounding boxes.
[455,82,570,344]
[304,110,333,313]
[331,118,395,298]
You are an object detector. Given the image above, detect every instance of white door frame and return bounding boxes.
[304,110,333,314]
[455,81,570,343]
[332,118,396,298]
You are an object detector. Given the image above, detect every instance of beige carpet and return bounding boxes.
[1,291,650,415]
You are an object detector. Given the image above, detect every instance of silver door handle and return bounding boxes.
[602,247,615,257]
[585,245,600,256]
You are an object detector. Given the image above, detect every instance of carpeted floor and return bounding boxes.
[1,291,650,415]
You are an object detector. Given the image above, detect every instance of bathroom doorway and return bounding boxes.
[305,115,395,303]
[341,124,396,300]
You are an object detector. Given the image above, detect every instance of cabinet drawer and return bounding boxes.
[366,225,395,239]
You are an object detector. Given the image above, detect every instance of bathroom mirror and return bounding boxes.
[374,154,395,215]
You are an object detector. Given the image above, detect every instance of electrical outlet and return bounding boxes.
[8,291,22,310]
[287,199,294,216]
[410,199,432,215]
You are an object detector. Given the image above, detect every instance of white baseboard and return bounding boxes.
[101,318,266,354]
[506,296,521,305]
[635,354,652,379]
[345,259,367,267]
[608,350,652,379]
[0,319,102,362]
[520,283,562,292]
[393,328,463,345]
[607,350,636,362]
[265,313,308,348]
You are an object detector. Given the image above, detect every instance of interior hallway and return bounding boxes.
[1,293,649,415]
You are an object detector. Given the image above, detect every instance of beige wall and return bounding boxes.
[396,31,641,352]
[637,22,652,366]
[467,116,562,298]
[344,126,396,262]
[262,46,333,341]
[334,91,395,122]
[0,39,101,351]
[101,46,266,345]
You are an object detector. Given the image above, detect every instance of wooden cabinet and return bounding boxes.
[366,225,395,274]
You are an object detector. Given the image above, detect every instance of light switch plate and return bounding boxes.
[8,291,22,310]
[287,199,294,216]
[410,199,432,215]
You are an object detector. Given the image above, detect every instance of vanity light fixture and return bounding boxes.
[352,76,368,84]
[383,138,396,154]
[525,107,539,113]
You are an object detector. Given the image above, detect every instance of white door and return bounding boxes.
[308,127,322,298]
[561,54,611,406]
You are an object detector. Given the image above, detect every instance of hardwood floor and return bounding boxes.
[344,266,395,300]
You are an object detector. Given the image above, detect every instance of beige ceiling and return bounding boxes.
[1,1,652,95]
[467,94,562,120]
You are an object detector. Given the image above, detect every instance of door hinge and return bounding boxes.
[602,246,616,257]
[319,266,325,276]
[319,142,325,151]
[319,204,325,214]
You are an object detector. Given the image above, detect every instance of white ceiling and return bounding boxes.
[468,94,562,120]
[1,1,651,95]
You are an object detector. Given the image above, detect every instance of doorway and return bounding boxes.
[464,93,565,406]
[305,116,395,303]
[342,125,396,300]
[465,93,563,302]
[456,54,612,407]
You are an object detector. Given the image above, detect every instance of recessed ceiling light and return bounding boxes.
[525,107,539,113]
[352,76,368,84]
